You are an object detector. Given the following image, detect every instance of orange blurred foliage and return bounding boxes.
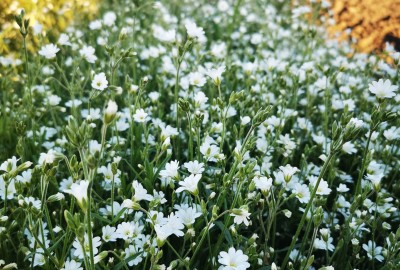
[328,0,400,53]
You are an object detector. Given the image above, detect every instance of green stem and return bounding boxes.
[281,152,335,270]
[175,62,182,131]
[216,125,255,207]
[304,227,318,270]
[86,209,95,269]
[187,112,193,160]
[189,210,229,266]
[100,123,108,163]
[166,240,188,269]
[86,171,95,270]
[111,173,115,217]
[79,238,91,270]
[22,36,32,104]
[3,183,8,214]
[354,128,373,195]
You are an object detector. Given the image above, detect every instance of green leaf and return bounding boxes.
[91,212,111,225]
[47,234,67,253]
[215,221,233,245]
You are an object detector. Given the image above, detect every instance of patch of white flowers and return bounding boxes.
[1,0,400,269]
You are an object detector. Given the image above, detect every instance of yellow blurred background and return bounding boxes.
[0,0,98,54]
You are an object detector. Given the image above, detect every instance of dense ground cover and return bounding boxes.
[0,0,399,269]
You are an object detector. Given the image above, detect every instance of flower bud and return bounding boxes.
[104,100,118,125]
[94,251,109,264]
[16,161,32,172]
[162,137,171,151]
[48,192,65,202]
[2,263,18,270]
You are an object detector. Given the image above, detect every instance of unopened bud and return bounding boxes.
[48,192,65,202]
[104,100,118,125]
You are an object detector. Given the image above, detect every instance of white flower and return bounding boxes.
[133,109,149,123]
[337,184,349,192]
[194,91,208,106]
[72,234,102,259]
[175,206,202,226]
[185,21,205,39]
[79,46,97,63]
[310,177,332,196]
[0,156,19,172]
[155,212,185,241]
[279,164,299,182]
[218,247,250,270]
[32,251,46,267]
[183,160,205,175]
[38,149,58,165]
[47,94,61,106]
[165,213,184,237]
[240,116,251,126]
[38,44,60,59]
[100,201,131,218]
[206,65,225,86]
[121,199,136,209]
[231,208,251,226]
[116,222,136,240]
[368,79,398,99]
[149,91,160,102]
[22,196,41,210]
[211,42,226,58]
[337,195,350,208]
[92,72,108,91]
[124,244,144,266]
[189,72,206,87]
[58,34,71,46]
[200,140,220,162]
[0,176,16,200]
[314,237,335,252]
[53,226,62,233]
[63,180,89,211]
[362,240,384,262]
[159,160,180,183]
[130,84,139,93]
[292,183,310,203]
[132,180,153,201]
[89,140,101,155]
[152,25,176,42]
[176,174,202,195]
[383,126,400,141]
[89,20,102,30]
[253,176,273,193]
[61,260,83,270]
[342,141,357,154]
[154,224,170,241]
[365,173,384,190]
[103,11,117,26]
[152,190,167,204]
[160,125,179,139]
[348,118,365,129]
[32,22,43,35]
[65,99,82,108]
[16,169,32,184]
